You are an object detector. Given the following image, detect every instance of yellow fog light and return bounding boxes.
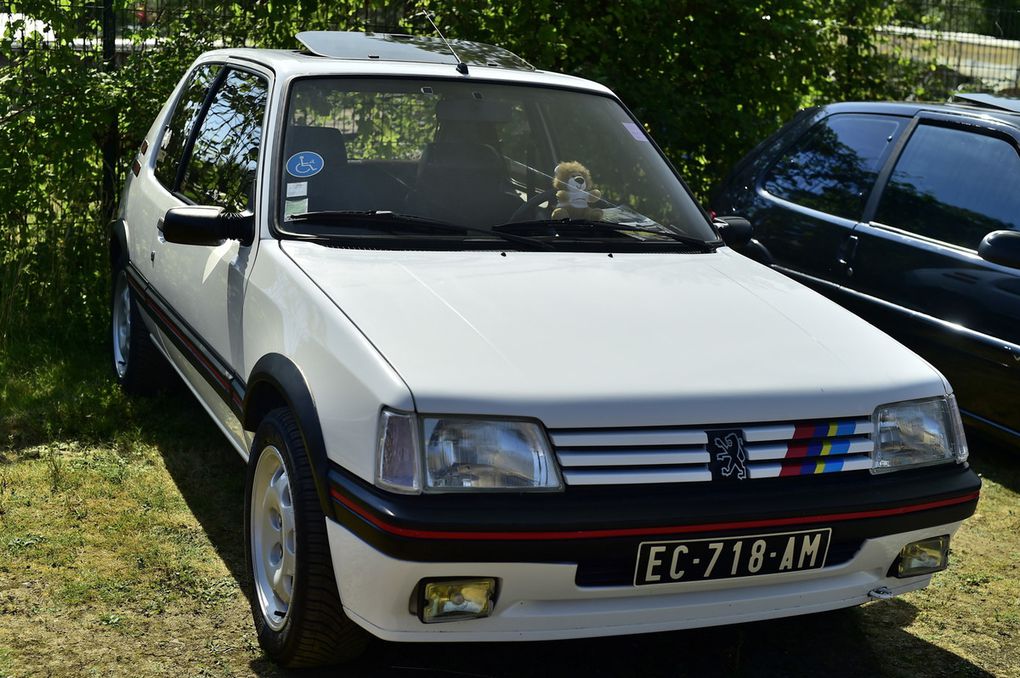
[896,535,950,577]
[420,578,497,623]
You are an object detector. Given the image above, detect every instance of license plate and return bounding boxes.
[633,528,831,586]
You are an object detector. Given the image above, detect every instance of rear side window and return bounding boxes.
[874,124,1020,249]
[763,114,905,220]
[154,64,222,190]
[179,69,269,212]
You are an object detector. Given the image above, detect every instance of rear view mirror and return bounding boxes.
[978,230,1020,269]
[714,216,753,248]
[160,206,254,247]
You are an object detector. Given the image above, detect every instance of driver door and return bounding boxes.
[147,65,271,444]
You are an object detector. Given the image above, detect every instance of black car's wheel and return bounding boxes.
[110,266,168,395]
[245,407,370,668]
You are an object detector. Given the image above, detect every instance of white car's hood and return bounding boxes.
[281,242,946,428]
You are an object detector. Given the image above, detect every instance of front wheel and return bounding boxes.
[244,408,370,668]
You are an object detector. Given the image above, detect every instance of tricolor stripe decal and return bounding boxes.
[780,420,862,477]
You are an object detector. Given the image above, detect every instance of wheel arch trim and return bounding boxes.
[110,217,129,267]
[244,353,333,515]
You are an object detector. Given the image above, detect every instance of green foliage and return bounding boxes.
[0,0,932,348]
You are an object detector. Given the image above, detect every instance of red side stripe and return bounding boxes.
[134,285,231,393]
[331,489,980,542]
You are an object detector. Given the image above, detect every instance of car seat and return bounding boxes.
[406,141,523,226]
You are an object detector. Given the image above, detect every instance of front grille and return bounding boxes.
[550,417,874,486]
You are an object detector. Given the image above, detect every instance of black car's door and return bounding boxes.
[846,113,1020,436]
[748,112,909,290]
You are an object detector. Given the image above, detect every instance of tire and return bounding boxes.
[244,407,370,668]
[110,265,168,395]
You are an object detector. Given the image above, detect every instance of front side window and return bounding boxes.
[874,124,1020,249]
[277,77,716,251]
[179,69,269,212]
[154,64,222,190]
[764,114,905,220]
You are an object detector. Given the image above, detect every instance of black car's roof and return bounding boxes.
[818,97,1020,129]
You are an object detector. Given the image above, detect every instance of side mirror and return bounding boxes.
[160,206,254,247]
[714,216,753,248]
[978,230,1020,269]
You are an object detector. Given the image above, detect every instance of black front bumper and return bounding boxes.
[328,463,980,586]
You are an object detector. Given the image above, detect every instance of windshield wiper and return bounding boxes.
[492,218,719,251]
[285,210,554,251]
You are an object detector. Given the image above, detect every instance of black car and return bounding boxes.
[712,94,1020,447]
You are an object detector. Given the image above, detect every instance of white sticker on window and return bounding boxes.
[622,122,648,141]
[287,182,308,198]
[284,198,308,218]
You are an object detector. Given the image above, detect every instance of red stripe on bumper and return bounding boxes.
[331,488,980,541]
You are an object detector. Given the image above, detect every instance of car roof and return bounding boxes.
[199,32,614,96]
[819,97,1020,129]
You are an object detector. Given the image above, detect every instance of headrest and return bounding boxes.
[419,142,505,174]
[284,125,347,165]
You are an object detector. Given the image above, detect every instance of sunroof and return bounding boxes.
[296,31,534,71]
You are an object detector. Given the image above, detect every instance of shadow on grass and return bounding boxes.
[268,602,992,678]
[964,427,1020,495]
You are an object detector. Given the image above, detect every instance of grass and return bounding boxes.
[0,334,1018,677]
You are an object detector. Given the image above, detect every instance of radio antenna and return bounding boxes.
[417,10,468,74]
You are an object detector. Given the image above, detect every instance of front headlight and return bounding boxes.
[375,410,562,493]
[422,417,561,491]
[872,395,968,473]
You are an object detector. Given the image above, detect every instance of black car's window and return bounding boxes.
[178,69,269,212]
[874,124,1020,249]
[763,114,905,220]
[154,64,222,190]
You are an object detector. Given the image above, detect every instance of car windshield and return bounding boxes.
[277,77,717,249]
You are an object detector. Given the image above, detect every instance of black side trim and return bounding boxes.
[328,462,980,566]
[125,263,246,417]
[244,353,332,515]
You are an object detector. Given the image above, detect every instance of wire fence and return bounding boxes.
[885,0,1020,94]
[1,1,411,55]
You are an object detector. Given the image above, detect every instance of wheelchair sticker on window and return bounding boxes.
[286,151,324,178]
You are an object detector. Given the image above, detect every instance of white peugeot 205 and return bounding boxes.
[111,31,981,668]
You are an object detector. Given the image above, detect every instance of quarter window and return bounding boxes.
[154,64,222,190]
[874,124,1020,249]
[764,114,905,220]
[179,69,269,212]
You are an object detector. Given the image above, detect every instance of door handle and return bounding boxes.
[838,235,859,276]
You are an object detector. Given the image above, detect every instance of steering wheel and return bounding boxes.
[508,187,557,223]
